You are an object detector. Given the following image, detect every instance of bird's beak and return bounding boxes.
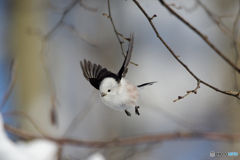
[101,92,106,97]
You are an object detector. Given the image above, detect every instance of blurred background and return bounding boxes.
[0,0,240,159]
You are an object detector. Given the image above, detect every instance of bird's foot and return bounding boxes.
[135,106,140,115]
[125,110,131,116]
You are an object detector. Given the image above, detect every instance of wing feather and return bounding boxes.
[117,33,134,81]
[80,33,134,88]
[80,60,117,90]
[80,60,89,80]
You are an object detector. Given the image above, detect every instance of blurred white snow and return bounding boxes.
[87,152,106,160]
[0,113,58,160]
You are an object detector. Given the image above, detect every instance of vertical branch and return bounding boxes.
[38,0,98,125]
[233,1,240,63]
[39,39,58,125]
[107,0,125,57]
[105,0,138,66]
[39,0,79,126]
[233,1,240,89]
[0,60,18,111]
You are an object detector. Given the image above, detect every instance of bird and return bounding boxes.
[80,33,156,116]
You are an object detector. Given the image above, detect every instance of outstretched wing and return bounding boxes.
[117,33,134,81]
[80,59,117,90]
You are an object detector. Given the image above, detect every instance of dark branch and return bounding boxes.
[105,0,138,66]
[159,0,240,73]
[5,124,240,148]
[132,0,240,101]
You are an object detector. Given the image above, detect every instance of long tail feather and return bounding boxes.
[137,81,157,88]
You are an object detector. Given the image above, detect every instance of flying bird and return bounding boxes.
[80,33,156,116]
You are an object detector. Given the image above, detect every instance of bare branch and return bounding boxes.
[0,60,18,111]
[105,0,138,66]
[38,0,81,126]
[63,100,95,136]
[3,111,48,137]
[4,124,240,147]
[132,0,240,101]
[169,2,199,12]
[159,0,240,73]
[196,0,234,40]
[232,1,240,89]
[39,45,58,126]
[35,1,100,126]
[173,80,200,102]
[45,0,78,40]
[62,23,97,46]
[79,0,97,12]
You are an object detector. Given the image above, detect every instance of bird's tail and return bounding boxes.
[137,81,157,88]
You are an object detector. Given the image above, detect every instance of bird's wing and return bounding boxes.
[117,33,134,81]
[80,59,116,90]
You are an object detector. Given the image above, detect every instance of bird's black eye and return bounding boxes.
[108,89,111,92]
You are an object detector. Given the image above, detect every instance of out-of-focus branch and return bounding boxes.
[233,1,240,89]
[103,0,138,66]
[39,0,80,126]
[79,0,97,12]
[158,0,240,73]
[132,0,240,101]
[3,111,47,136]
[196,0,236,41]
[4,124,240,147]
[62,23,97,46]
[45,0,78,40]
[233,1,240,62]
[38,0,98,126]
[0,60,18,111]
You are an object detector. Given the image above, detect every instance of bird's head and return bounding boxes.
[99,77,119,98]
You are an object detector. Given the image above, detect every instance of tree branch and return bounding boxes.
[159,0,240,73]
[104,0,138,66]
[4,124,240,148]
[0,60,18,111]
[132,0,240,101]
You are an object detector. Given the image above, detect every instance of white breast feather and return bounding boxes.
[100,78,139,111]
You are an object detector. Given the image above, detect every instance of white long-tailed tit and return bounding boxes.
[80,33,156,116]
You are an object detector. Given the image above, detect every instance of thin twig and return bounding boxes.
[0,60,18,111]
[45,0,79,40]
[79,0,97,12]
[159,0,240,73]
[132,0,240,101]
[173,80,200,102]
[232,1,240,89]
[63,96,95,136]
[39,0,80,126]
[233,1,240,59]
[62,23,97,46]
[168,2,199,12]
[4,124,240,147]
[39,40,58,126]
[105,0,138,66]
[196,0,234,40]
[38,0,100,125]
[48,0,97,13]
[3,111,47,137]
